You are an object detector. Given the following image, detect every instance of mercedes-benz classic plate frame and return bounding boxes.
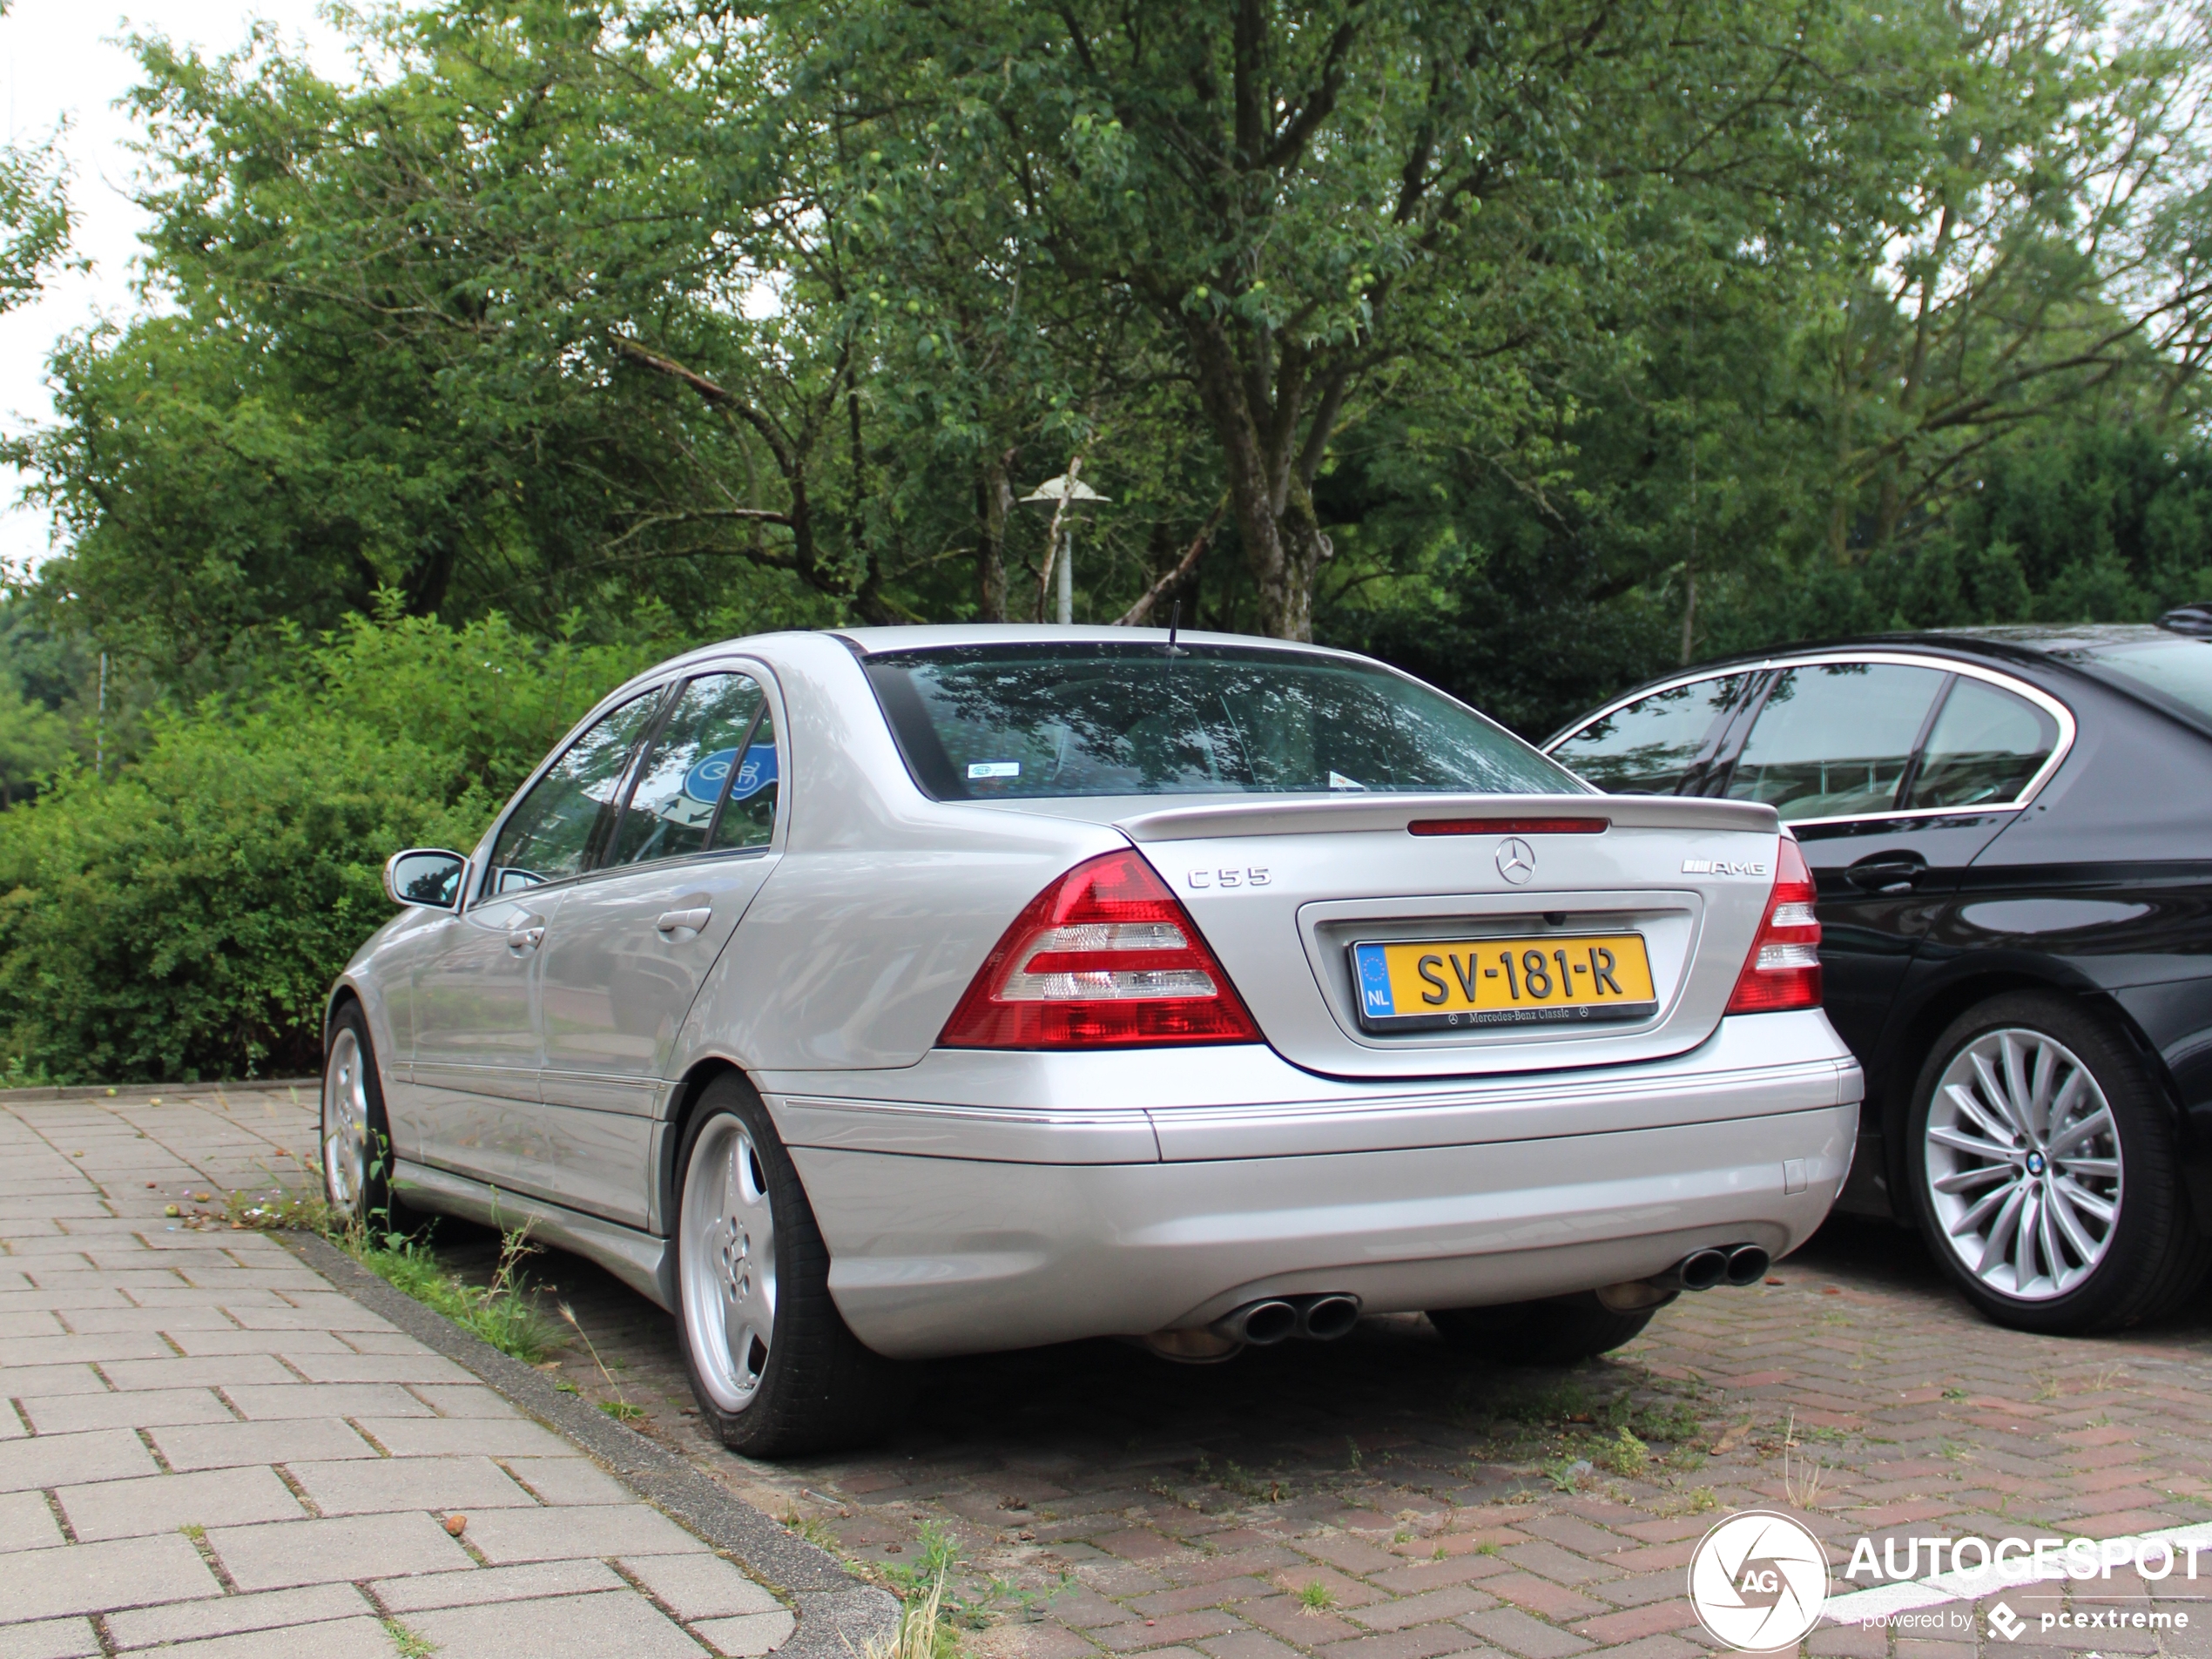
[1351,933,1660,1032]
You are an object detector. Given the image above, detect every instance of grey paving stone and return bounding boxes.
[118,1289,281,1309]
[406,1384,521,1419]
[0,1531,223,1621]
[57,1465,307,1541]
[106,1582,375,1649]
[502,1456,635,1506]
[139,1615,399,1658]
[19,1387,233,1434]
[0,1616,100,1658]
[287,1454,540,1516]
[373,1559,628,1613]
[0,1428,159,1492]
[206,1511,475,1591]
[340,1330,444,1358]
[464,1504,711,1565]
[234,1293,396,1331]
[356,1415,573,1459]
[0,1334,169,1366]
[0,1489,65,1551]
[221,1383,435,1420]
[151,1416,378,1471]
[100,1356,294,1392]
[0,1312,65,1339]
[284,1352,473,1386]
[694,1610,798,1656]
[58,1305,239,1333]
[620,1553,784,1619]
[408,1588,705,1659]
[169,1329,351,1357]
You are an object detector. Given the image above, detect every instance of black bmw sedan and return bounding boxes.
[1543,616,2212,1335]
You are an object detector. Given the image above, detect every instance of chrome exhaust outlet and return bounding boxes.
[1659,1247,1731,1292]
[1212,1298,1298,1346]
[1723,1244,1770,1287]
[1294,1293,1361,1341]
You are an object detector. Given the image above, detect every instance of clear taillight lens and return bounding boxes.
[1725,836,1824,1014]
[939,850,1262,1049]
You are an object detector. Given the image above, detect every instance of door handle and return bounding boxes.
[656,907,712,934]
[507,924,546,952]
[1844,855,1927,894]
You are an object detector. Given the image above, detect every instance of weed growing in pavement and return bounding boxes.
[1219,1460,1289,1504]
[1942,1385,1968,1400]
[1656,1487,1719,1516]
[384,1620,436,1659]
[599,1400,646,1423]
[1297,1581,1338,1612]
[1475,1541,1501,1557]
[1594,1427,1649,1479]
[1778,1412,1826,1509]
[867,1544,955,1659]
[348,1225,560,1363]
[559,1300,644,1420]
[784,1510,842,1552]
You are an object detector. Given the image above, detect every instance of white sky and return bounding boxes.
[1,0,353,575]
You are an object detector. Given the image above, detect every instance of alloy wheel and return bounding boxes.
[682,1116,778,1411]
[321,1028,369,1211]
[1922,1026,2121,1301]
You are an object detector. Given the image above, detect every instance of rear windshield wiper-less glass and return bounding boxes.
[860,642,1583,802]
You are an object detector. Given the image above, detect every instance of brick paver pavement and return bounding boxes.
[0,1085,796,1657]
[20,1085,2212,1658]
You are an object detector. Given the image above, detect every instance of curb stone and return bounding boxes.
[287,1230,902,1659]
[0,1076,321,1103]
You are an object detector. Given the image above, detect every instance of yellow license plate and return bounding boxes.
[1351,934,1658,1032]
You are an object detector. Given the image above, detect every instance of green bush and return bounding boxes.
[0,607,654,1083]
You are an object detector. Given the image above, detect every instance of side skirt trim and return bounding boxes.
[392,1158,675,1311]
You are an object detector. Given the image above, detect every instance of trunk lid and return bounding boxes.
[1008,792,1783,1080]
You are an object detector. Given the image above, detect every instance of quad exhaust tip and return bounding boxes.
[1212,1292,1363,1347]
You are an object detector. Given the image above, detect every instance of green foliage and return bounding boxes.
[0,0,71,317]
[347,1224,559,1365]
[0,608,650,1082]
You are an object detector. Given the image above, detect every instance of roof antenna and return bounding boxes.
[1167,597,1182,654]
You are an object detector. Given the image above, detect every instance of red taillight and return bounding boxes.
[939,849,1262,1049]
[1725,837,1823,1014]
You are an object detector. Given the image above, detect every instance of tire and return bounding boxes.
[1427,1293,1659,1366]
[673,1074,904,1457]
[320,1003,405,1231]
[1905,991,2210,1334]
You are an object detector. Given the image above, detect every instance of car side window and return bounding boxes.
[707,704,779,851]
[1549,674,1749,794]
[1726,663,1947,821]
[610,673,770,867]
[487,691,664,894]
[1905,678,2059,810]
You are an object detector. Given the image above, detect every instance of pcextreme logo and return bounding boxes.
[1686,1510,1830,1650]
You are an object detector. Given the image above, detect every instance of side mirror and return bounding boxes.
[383,849,469,910]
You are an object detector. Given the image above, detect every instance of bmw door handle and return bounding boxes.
[1844,853,1927,894]
[656,907,712,935]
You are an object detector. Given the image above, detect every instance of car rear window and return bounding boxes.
[862,643,1582,800]
[2074,636,2212,728]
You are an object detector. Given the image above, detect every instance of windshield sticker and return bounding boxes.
[968,761,1022,779]
[684,744,778,804]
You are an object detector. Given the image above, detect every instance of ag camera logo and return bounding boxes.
[1688,1511,1829,1650]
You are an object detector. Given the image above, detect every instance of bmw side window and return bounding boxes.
[707,705,779,851]
[486,691,664,894]
[1904,678,2059,810]
[1725,663,1946,821]
[610,674,769,867]
[1549,674,1749,794]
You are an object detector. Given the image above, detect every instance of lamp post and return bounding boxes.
[1021,465,1110,624]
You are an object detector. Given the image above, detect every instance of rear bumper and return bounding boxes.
[761,1011,1862,1359]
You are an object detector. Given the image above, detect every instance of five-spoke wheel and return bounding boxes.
[319,1003,399,1229]
[680,1115,779,1410]
[671,1076,902,1456]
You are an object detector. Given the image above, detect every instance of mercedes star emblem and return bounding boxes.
[1496,837,1536,885]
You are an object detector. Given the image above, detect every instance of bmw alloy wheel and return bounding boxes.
[1922,1027,2121,1300]
[321,1028,369,1211]
[682,1116,778,1411]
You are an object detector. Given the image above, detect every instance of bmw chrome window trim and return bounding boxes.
[1548,651,2078,827]
[464,655,789,911]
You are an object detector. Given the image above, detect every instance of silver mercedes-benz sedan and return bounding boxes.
[323,625,1863,1453]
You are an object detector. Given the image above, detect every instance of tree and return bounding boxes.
[0,3,71,316]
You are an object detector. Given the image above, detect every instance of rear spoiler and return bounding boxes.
[1115,792,1781,843]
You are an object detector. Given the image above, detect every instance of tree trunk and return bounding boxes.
[974,449,1015,622]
